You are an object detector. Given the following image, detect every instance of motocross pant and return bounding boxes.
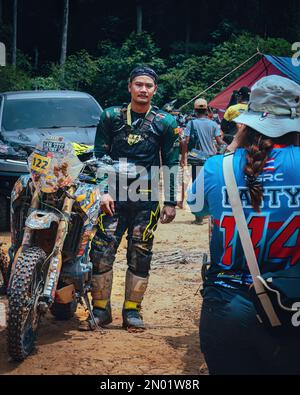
[90,200,160,278]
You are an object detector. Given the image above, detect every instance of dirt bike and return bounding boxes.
[7,136,101,361]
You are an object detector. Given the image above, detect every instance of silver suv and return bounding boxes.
[0,90,102,230]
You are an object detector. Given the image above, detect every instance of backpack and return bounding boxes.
[188,120,199,151]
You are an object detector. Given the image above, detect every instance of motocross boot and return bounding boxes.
[122,270,148,331]
[79,270,113,331]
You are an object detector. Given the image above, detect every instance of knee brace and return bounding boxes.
[127,239,153,277]
[90,238,118,274]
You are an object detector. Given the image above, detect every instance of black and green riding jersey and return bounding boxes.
[94,104,180,205]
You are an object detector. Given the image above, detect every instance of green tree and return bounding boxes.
[159,56,207,109]
[30,76,60,90]
[60,0,69,65]
[12,0,18,67]
[161,33,292,110]
[201,33,292,100]
[0,66,31,91]
[93,32,165,107]
[50,49,99,91]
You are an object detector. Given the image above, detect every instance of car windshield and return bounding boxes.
[2,96,101,131]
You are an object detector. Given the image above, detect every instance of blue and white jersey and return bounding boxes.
[187,146,300,289]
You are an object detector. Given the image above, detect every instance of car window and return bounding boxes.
[2,97,101,131]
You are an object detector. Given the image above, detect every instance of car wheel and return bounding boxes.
[0,195,9,232]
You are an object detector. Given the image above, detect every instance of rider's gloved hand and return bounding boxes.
[100,193,115,216]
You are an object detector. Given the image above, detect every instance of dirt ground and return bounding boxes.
[0,207,209,375]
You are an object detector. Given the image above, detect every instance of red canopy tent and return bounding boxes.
[209,55,285,114]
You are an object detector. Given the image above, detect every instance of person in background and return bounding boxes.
[188,75,300,374]
[221,86,251,144]
[181,98,225,224]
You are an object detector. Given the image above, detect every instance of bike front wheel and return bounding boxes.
[7,247,47,361]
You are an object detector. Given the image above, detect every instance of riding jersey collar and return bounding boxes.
[126,103,152,126]
[273,144,288,148]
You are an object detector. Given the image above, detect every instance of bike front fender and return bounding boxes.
[25,210,60,229]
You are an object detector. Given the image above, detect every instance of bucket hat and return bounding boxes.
[234,75,300,137]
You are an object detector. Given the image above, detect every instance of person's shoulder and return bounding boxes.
[291,146,300,161]
[207,118,219,127]
[205,154,222,167]
[224,104,237,114]
[201,155,222,185]
[101,105,123,119]
[155,109,175,122]
[195,117,218,128]
[205,150,244,168]
[154,109,177,128]
[224,104,245,121]
[278,145,300,157]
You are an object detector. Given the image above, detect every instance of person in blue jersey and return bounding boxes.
[188,75,300,375]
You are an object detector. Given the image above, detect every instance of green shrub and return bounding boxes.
[0,66,31,92]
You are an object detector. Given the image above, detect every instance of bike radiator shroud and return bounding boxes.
[60,210,93,292]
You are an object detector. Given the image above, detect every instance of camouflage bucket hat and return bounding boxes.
[234,75,300,137]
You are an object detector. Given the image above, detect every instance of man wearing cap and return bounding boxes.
[221,86,251,143]
[80,66,179,331]
[181,98,225,224]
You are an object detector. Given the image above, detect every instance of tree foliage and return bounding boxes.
[92,32,165,107]
[0,66,31,91]
[161,33,292,108]
[0,31,293,112]
[50,50,98,91]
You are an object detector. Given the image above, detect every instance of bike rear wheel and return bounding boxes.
[7,247,47,361]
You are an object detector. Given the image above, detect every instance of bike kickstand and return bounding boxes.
[82,294,104,333]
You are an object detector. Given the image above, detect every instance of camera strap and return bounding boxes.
[223,152,281,327]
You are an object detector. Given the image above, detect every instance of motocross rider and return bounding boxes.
[80,66,180,331]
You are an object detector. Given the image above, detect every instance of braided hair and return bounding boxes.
[237,127,298,212]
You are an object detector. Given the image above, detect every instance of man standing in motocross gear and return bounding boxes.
[80,66,180,331]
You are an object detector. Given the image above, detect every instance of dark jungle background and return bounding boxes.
[0,0,299,109]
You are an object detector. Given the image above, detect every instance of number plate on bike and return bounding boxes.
[43,140,66,153]
[31,153,51,174]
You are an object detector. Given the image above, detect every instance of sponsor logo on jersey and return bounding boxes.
[127,134,143,145]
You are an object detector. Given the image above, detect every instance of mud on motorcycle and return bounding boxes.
[7,137,101,361]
